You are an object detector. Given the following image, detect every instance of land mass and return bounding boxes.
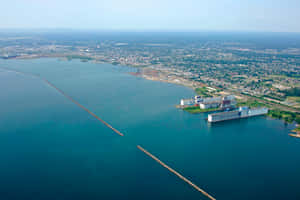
[1,31,299,133]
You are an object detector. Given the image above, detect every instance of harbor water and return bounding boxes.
[0,58,299,200]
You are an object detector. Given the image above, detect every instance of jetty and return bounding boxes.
[137,145,216,200]
[42,78,124,136]
[1,68,124,136]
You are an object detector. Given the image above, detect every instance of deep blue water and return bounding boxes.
[0,58,299,200]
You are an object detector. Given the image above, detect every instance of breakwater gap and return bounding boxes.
[1,67,216,199]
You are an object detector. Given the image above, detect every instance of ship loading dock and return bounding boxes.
[208,107,268,123]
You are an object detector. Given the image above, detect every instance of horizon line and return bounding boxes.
[0,28,300,34]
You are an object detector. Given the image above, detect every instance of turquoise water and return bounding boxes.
[0,58,299,200]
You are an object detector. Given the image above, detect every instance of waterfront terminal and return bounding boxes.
[208,107,268,123]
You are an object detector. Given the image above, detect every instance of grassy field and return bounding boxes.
[66,55,93,61]
[195,87,212,97]
[293,126,300,132]
[267,109,300,124]
[183,106,219,114]
[287,96,300,103]
[236,99,300,124]
[236,99,269,108]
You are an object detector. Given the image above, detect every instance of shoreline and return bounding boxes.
[2,56,299,136]
[289,133,300,138]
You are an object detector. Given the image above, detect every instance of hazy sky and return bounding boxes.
[1,0,299,32]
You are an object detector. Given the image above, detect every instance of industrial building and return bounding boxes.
[220,95,236,109]
[180,99,195,106]
[203,97,222,103]
[194,96,203,104]
[207,107,268,122]
[199,95,236,109]
[181,95,237,109]
[199,101,220,109]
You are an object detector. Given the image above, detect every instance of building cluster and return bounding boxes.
[180,94,269,122]
[1,35,299,108]
[181,95,237,110]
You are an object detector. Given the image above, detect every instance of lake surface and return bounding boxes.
[0,58,299,200]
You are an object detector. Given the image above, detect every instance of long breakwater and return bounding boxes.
[137,145,216,200]
[42,78,124,136]
[1,67,123,136]
[1,67,216,199]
